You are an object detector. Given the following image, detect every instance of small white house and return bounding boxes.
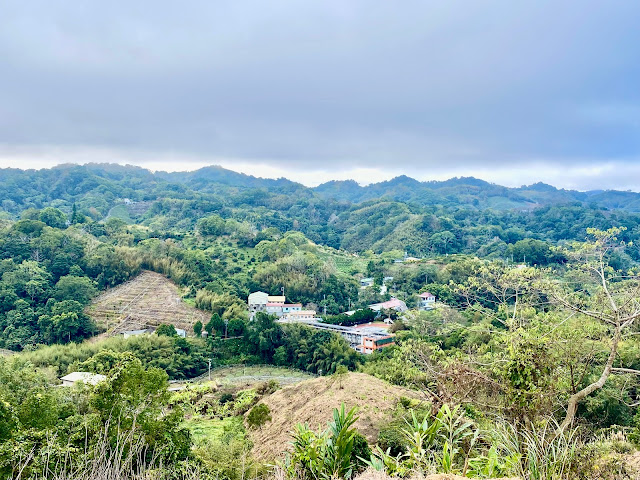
[122,328,154,339]
[248,291,269,313]
[175,328,187,338]
[418,292,436,310]
[60,372,106,387]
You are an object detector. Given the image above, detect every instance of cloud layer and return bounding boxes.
[1,1,639,189]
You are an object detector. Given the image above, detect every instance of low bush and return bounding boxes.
[247,404,272,429]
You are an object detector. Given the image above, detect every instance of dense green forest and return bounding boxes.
[2,165,640,479]
[3,163,640,259]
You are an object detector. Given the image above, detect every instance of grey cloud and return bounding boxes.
[0,1,639,180]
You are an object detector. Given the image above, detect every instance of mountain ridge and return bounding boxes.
[2,162,640,213]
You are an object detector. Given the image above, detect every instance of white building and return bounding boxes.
[418,292,436,310]
[122,328,154,339]
[282,310,319,322]
[248,291,269,313]
[60,372,106,387]
[277,318,395,354]
[266,302,302,317]
[248,292,288,314]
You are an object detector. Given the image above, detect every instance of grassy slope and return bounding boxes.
[248,372,422,460]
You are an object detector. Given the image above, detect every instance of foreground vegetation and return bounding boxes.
[3,166,640,478]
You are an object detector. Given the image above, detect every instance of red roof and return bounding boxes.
[266,302,285,307]
[420,292,435,298]
[376,298,406,309]
[285,304,302,308]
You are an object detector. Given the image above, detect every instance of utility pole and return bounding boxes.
[224,319,229,339]
[208,358,211,381]
[323,294,326,316]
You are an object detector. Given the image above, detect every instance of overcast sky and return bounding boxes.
[1,1,639,189]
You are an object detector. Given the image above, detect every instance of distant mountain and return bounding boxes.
[313,180,363,202]
[523,182,558,192]
[313,175,640,212]
[4,162,640,258]
[157,165,303,192]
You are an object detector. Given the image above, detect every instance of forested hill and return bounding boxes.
[4,162,638,213]
[2,163,640,259]
[313,176,640,211]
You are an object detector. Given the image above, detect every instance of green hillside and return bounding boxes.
[2,165,640,479]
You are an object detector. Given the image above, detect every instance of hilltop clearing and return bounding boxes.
[248,372,423,460]
[87,270,209,337]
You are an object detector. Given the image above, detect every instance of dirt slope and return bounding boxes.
[87,270,209,337]
[248,372,424,460]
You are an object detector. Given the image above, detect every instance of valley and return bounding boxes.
[1,165,640,480]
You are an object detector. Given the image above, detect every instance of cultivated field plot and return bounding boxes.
[169,365,315,392]
[87,270,210,337]
[208,365,316,386]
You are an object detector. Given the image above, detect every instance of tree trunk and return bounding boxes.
[559,325,621,431]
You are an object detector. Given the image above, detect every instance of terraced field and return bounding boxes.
[87,270,210,337]
[207,365,315,386]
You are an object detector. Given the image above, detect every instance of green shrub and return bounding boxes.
[571,432,634,480]
[219,392,234,404]
[255,380,280,395]
[247,404,271,429]
[377,422,407,457]
[156,324,177,337]
[352,431,372,469]
[233,390,258,415]
[194,418,260,480]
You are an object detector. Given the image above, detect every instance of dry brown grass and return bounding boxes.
[247,372,424,461]
[87,270,209,338]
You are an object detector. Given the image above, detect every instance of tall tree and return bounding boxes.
[551,227,640,430]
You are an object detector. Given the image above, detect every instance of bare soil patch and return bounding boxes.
[87,270,209,338]
[248,372,424,461]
